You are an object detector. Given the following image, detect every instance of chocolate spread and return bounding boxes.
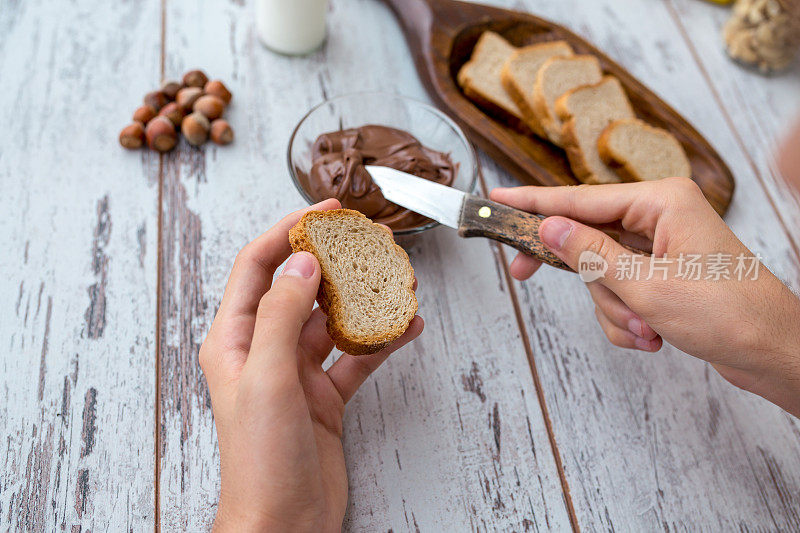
[298,125,457,230]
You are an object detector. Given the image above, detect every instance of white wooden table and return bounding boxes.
[2,0,800,530]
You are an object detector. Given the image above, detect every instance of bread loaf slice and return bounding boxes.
[531,55,603,146]
[289,209,417,355]
[555,76,636,184]
[598,118,692,182]
[457,32,529,132]
[500,40,574,138]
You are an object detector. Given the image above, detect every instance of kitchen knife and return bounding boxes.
[366,165,573,270]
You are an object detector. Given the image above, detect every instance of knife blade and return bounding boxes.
[365,165,571,271]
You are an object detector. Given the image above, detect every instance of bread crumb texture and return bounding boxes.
[598,118,691,182]
[289,209,417,355]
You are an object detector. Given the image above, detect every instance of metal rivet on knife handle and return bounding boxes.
[458,197,573,271]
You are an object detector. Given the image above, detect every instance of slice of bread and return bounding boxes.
[598,118,692,182]
[531,55,603,146]
[289,209,417,355]
[555,76,636,184]
[457,32,529,132]
[500,40,574,138]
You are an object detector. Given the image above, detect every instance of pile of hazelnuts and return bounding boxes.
[119,69,233,152]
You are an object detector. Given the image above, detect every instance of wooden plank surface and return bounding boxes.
[0,0,160,530]
[667,0,800,271]
[474,0,800,529]
[2,0,799,530]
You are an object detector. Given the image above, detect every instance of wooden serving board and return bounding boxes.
[384,0,736,215]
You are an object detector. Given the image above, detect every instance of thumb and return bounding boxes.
[539,216,644,292]
[247,251,321,372]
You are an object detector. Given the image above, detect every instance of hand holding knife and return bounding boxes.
[366,165,646,272]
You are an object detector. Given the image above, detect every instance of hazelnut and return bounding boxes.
[204,80,232,104]
[143,90,169,111]
[193,95,225,120]
[119,122,146,149]
[160,79,182,100]
[181,112,210,146]
[175,87,203,110]
[182,69,209,88]
[210,119,234,145]
[132,105,157,124]
[145,116,178,152]
[159,102,186,127]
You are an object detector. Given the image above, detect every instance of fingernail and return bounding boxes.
[282,252,315,279]
[628,317,643,337]
[540,218,573,250]
[634,337,656,351]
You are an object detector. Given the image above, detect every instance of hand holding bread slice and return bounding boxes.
[289,209,417,355]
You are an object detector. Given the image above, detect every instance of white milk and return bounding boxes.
[256,0,328,55]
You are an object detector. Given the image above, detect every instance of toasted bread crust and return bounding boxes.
[558,110,598,184]
[501,41,575,139]
[501,53,546,137]
[289,209,417,355]
[531,64,559,145]
[457,32,532,135]
[555,91,598,183]
[555,76,634,184]
[532,55,603,147]
[500,64,536,134]
[597,118,691,182]
[597,124,638,182]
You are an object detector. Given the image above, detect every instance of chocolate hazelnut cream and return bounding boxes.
[297,125,457,230]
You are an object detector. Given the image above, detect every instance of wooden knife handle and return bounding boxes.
[458,196,572,271]
[457,195,649,272]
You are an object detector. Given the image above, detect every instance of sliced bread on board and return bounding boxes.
[500,40,574,138]
[531,55,603,146]
[457,32,529,132]
[555,76,636,184]
[289,209,417,355]
[598,118,692,181]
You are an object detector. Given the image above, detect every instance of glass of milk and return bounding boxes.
[256,0,329,56]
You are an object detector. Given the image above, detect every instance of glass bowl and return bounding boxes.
[287,91,479,237]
